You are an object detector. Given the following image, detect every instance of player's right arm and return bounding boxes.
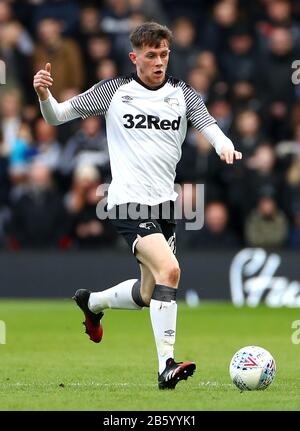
[33,62,81,125]
[34,62,115,126]
[33,62,53,101]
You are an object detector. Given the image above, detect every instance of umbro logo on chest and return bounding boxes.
[121,95,133,103]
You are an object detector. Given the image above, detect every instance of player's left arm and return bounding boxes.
[200,123,242,164]
[182,82,242,164]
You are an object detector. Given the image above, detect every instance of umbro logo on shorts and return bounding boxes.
[139,222,156,230]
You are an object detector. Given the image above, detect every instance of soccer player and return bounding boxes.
[33,22,242,390]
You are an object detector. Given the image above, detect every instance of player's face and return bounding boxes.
[129,39,170,88]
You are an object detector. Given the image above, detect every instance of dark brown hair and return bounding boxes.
[130,22,173,49]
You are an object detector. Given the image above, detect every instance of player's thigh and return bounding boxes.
[135,233,180,285]
[139,262,156,305]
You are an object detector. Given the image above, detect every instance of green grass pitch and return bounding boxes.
[0,300,299,411]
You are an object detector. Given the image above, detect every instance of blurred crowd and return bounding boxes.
[1,0,300,251]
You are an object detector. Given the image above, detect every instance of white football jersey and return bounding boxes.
[70,74,216,209]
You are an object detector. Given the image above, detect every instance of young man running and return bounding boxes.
[34,22,242,389]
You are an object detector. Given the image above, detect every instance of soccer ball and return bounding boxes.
[229,346,276,391]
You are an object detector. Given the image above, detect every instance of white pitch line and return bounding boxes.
[0,381,235,389]
[0,382,156,388]
[198,381,233,388]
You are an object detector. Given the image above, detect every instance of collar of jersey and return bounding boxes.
[132,73,168,91]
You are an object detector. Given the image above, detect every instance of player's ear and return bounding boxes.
[129,52,137,65]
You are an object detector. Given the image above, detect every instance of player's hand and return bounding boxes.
[33,62,53,101]
[220,145,242,164]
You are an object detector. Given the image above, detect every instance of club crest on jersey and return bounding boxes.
[139,222,156,230]
[164,97,179,109]
[122,95,133,103]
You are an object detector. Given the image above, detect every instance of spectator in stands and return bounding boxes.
[207,95,233,135]
[288,204,300,249]
[0,0,12,24]
[275,123,300,189]
[285,153,300,217]
[65,163,118,249]
[60,117,110,182]
[202,0,240,54]
[0,126,10,247]
[291,100,300,129]
[228,143,284,242]
[187,67,212,103]
[31,0,80,36]
[277,124,300,160]
[9,161,68,248]
[0,89,22,153]
[0,128,9,206]
[85,34,113,87]
[9,122,37,185]
[230,79,259,112]
[0,202,10,247]
[177,192,240,249]
[266,0,295,28]
[76,4,102,52]
[259,26,299,141]
[243,143,284,212]
[168,17,200,81]
[177,128,222,193]
[110,11,146,76]
[54,88,81,146]
[244,192,289,248]
[0,0,33,54]
[128,0,168,24]
[256,0,300,50]
[220,23,257,86]
[33,118,62,172]
[95,58,118,81]
[189,200,240,249]
[0,21,34,103]
[101,0,131,42]
[196,51,220,84]
[230,109,264,159]
[33,17,84,96]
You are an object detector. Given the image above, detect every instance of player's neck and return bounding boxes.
[134,72,167,91]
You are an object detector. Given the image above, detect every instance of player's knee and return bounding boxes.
[157,264,180,287]
[168,265,180,286]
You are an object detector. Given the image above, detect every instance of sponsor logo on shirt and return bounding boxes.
[123,114,181,130]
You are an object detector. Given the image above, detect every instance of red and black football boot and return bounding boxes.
[158,358,196,390]
[73,289,104,343]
